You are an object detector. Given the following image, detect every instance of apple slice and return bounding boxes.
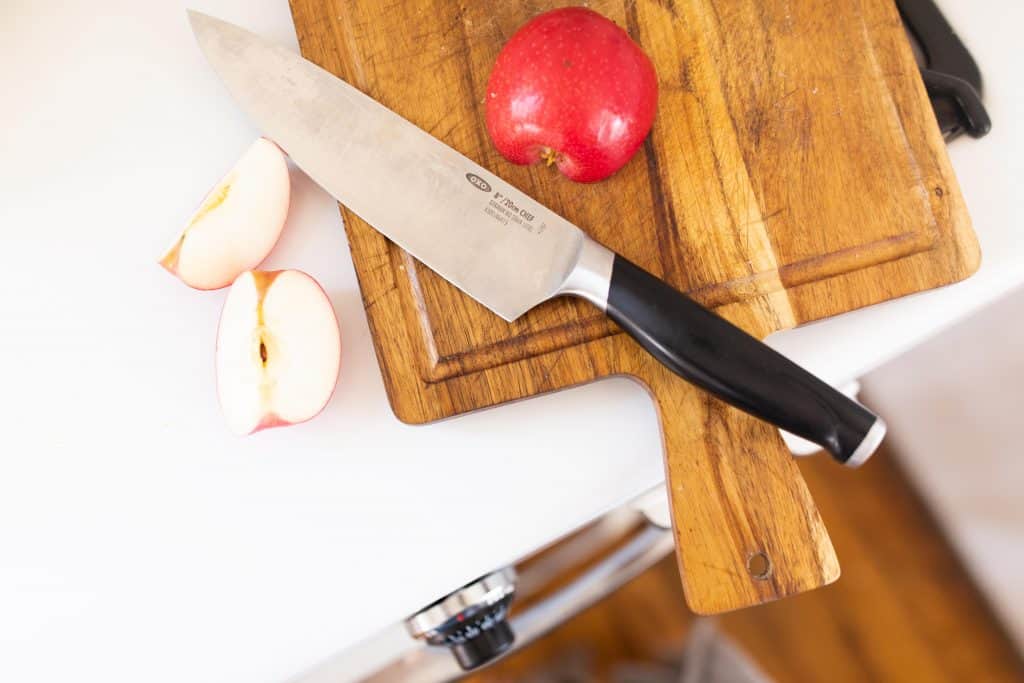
[160,138,290,290]
[216,270,341,435]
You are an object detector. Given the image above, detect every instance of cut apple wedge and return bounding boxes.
[160,138,290,290]
[216,270,341,435]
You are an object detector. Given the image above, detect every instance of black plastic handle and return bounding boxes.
[605,256,884,465]
[919,68,991,138]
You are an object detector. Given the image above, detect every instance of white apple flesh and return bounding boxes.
[216,270,341,435]
[160,138,290,290]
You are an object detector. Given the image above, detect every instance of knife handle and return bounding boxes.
[563,241,885,466]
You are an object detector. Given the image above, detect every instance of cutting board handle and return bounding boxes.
[643,365,841,614]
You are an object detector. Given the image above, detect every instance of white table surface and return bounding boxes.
[1,1,1020,681]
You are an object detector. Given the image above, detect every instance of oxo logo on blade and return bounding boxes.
[465,173,492,192]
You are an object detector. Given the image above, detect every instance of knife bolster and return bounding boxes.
[556,235,615,310]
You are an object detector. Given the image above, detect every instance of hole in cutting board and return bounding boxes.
[747,551,773,580]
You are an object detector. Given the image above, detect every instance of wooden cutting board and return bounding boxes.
[288,0,978,614]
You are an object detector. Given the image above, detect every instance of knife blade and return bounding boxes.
[188,11,885,465]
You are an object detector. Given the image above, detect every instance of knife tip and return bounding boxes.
[186,8,215,35]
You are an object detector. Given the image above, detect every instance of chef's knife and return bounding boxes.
[189,11,885,466]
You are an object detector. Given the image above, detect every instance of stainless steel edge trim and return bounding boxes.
[358,524,673,682]
[509,525,674,645]
[555,236,615,311]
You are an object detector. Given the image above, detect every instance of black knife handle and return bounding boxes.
[604,255,885,466]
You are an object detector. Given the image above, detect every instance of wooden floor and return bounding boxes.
[467,448,1024,682]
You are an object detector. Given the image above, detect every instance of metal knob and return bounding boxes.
[405,568,517,671]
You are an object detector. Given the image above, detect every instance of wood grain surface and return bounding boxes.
[287,0,979,614]
[467,448,1024,682]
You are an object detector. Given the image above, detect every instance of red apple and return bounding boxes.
[485,7,658,183]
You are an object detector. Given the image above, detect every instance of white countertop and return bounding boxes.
[1,1,1020,681]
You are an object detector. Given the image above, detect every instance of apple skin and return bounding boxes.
[485,7,658,183]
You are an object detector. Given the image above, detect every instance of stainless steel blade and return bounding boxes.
[188,11,589,321]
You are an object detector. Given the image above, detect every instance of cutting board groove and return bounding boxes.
[289,0,978,614]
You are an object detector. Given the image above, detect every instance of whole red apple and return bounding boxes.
[485,7,658,183]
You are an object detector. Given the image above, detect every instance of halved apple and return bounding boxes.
[216,270,341,435]
[160,138,290,290]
